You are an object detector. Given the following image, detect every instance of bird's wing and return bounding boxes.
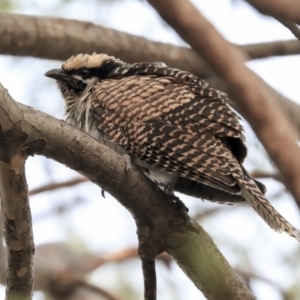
[91,73,300,240]
[108,62,247,163]
[91,74,243,195]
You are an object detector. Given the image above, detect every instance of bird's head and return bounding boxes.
[45,53,125,101]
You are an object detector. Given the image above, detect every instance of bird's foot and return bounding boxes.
[123,154,132,172]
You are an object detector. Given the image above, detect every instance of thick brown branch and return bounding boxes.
[0,84,254,300]
[1,13,300,62]
[148,0,300,211]
[246,0,300,24]
[1,13,300,135]
[0,156,33,298]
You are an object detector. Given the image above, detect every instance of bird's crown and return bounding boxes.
[62,53,124,71]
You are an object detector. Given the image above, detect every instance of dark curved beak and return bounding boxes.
[45,69,71,82]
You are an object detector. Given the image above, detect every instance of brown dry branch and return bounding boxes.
[246,0,300,24]
[141,259,156,300]
[243,39,300,59]
[84,248,171,274]
[48,272,120,300]
[50,246,169,300]
[33,197,85,222]
[90,247,139,269]
[235,268,283,291]
[29,176,88,196]
[1,13,300,135]
[85,247,140,273]
[2,13,300,62]
[148,0,300,211]
[246,0,300,41]
[74,280,120,300]
[250,171,284,183]
[0,83,254,300]
[31,243,121,299]
[276,18,300,40]
[0,137,34,297]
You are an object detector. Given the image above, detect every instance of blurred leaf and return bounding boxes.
[0,0,15,11]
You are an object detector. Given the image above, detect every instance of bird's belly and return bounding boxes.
[133,158,178,187]
[87,124,177,189]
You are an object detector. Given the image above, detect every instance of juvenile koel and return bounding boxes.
[45,53,300,241]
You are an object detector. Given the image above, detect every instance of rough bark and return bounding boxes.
[0,118,34,298]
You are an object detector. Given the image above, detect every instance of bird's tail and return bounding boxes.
[236,174,300,242]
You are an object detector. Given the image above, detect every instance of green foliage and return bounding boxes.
[0,0,16,11]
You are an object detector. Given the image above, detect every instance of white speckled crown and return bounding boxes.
[62,53,121,70]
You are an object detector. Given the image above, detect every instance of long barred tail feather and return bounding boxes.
[237,175,300,242]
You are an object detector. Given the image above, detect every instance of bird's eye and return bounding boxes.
[78,69,90,79]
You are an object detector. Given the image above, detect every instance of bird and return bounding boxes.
[45,53,300,241]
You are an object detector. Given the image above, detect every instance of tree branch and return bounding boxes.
[250,171,284,183]
[242,39,300,59]
[141,259,156,300]
[246,0,300,24]
[48,273,120,300]
[276,18,300,40]
[29,176,87,196]
[246,0,300,40]
[0,146,34,297]
[148,0,300,211]
[2,13,300,62]
[1,13,300,135]
[0,83,254,300]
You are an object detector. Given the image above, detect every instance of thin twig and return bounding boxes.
[83,247,171,274]
[241,39,300,59]
[29,176,87,196]
[51,272,120,300]
[142,259,157,300]
[250,171,284,182]
[276,18,300,40]
[84,247,139,273]
[246,0,300,24]
[235,268,285,294]
[80,282,120,300]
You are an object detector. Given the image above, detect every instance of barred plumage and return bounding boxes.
[45,53,300,241]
